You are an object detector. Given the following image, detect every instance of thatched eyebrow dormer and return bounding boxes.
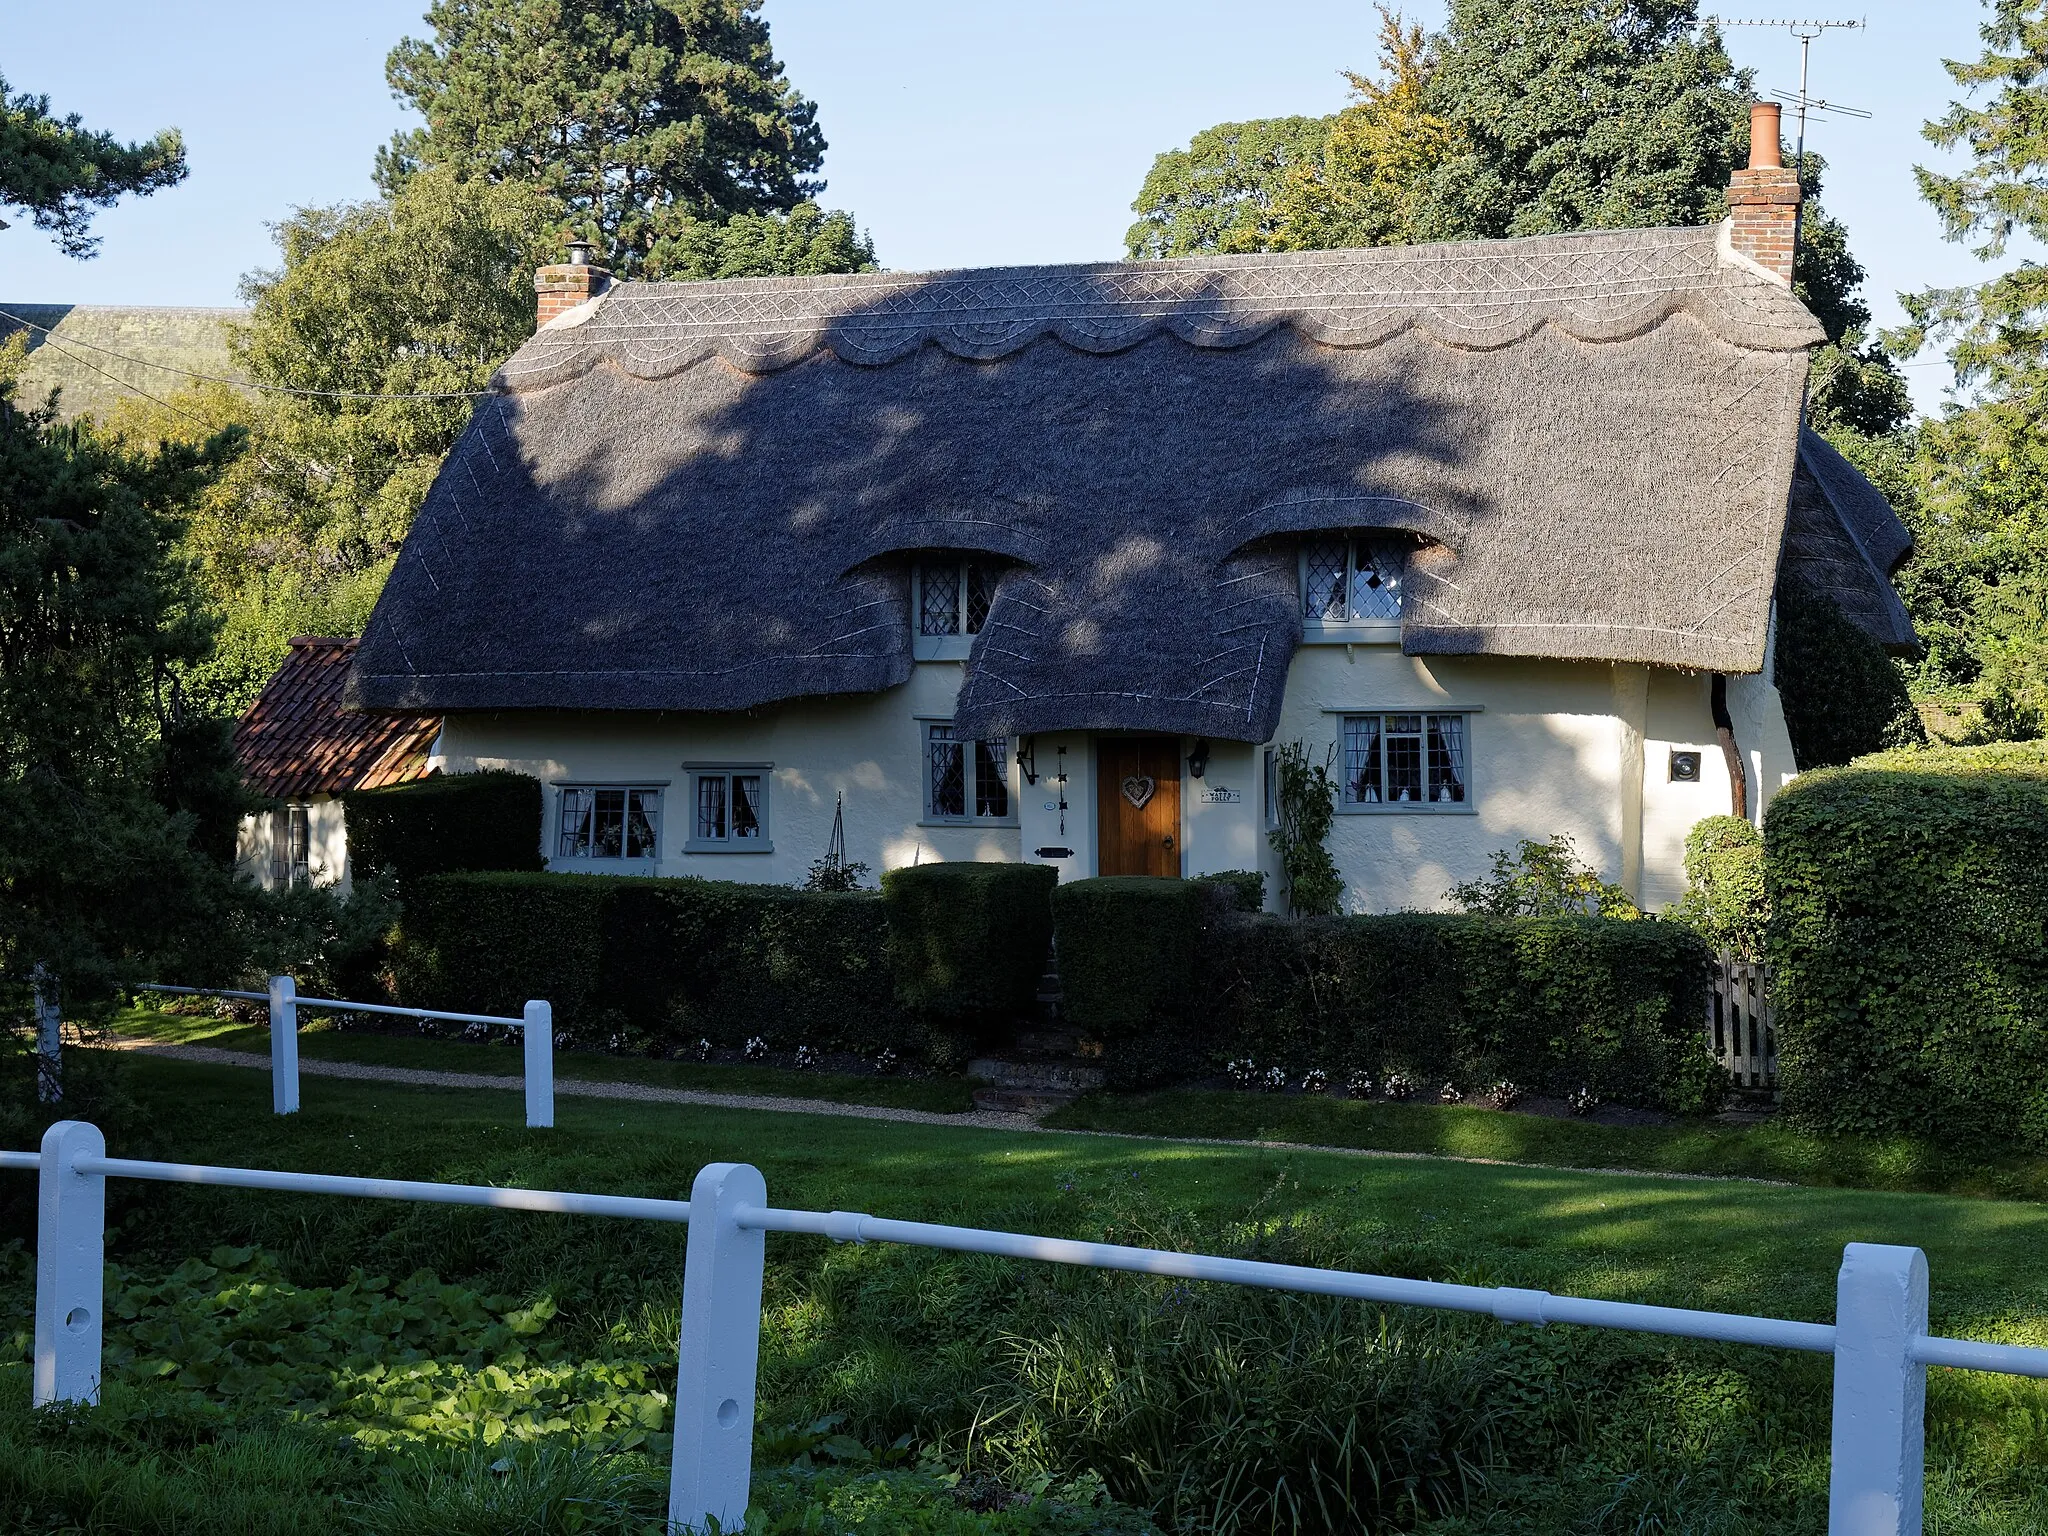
[349,222,1908,743]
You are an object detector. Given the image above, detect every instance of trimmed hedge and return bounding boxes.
[392,871,905,1055]
[1055,878,1717,1107]
[1766,749,2048,1152]
[1192,869,1266,914]
[344,771,543,894]
[882,863,1055,1031]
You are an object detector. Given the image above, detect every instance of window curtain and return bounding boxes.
[559,788,594,857]
[927,725,965,817]
[696,776,727,840]
[1343,715,1382,803]
[974,738,1009,817]
[732,775,763,838]
[1429,715,1466,803]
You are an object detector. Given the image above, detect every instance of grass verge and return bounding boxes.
[1044,1087,2048,1202]
[107,1006,975,1113]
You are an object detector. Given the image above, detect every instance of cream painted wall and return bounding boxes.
[431,642,1792,912]
[436,661,1023,883]
[234,796,351,892]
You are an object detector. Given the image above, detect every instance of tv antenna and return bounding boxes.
[1714,18,1869,262]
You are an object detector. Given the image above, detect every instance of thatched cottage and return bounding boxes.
[347,103,1911,912]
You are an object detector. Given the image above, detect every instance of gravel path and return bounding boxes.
[102,1038,1040,1132]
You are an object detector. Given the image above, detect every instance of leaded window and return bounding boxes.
[1302,538,1406,630]
[924,722,1013,822]
[558,786,662,861]
[914,560,998,659]
[1341,713,1469,807]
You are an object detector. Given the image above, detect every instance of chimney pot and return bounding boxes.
[1726,100,1800,285]
[566,237,596,267]
[1748,101,1784,170]
[535,241,612,331]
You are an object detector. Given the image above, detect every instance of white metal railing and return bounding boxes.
[8,1123,2048,1535]
[136,979,554,1128]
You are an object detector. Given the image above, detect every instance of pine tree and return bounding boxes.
[0,71,185,257]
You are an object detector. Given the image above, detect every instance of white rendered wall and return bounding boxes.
[233,796,351,892]
[435,662,1022,883]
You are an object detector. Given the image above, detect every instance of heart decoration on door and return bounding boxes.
[1121,775,1156,809]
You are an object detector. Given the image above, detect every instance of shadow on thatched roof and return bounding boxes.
[350,223,1908,742]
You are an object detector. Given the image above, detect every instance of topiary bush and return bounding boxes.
[344,770,544,896]
[1766,746,2048,1151]
[882,862,1056,1046]
[1051,878,1207,1088]
[1191,869,1266,914]
[1666,815,1767,960]
[393,871,905,1057]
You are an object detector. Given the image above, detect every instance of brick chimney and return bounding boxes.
[1726,101,1800,284]
[535,237,611,329]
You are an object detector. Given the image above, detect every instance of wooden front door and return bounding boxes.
[1096,737,1183,877]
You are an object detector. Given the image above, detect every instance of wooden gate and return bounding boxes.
[1707,951,1775,1091]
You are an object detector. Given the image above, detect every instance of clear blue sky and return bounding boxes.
[0,2,2007,413]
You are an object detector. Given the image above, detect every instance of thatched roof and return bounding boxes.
[236,638,439,799]
[1779,429,1917,654]
[351,223,1911,742]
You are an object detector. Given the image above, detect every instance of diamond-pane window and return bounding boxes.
[918,563,960,636]
[1302,539,1407,626]
[686,769,769,849]
[925,722,1012,821]
[965,563,996,633]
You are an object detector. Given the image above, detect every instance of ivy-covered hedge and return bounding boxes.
[344,771,543,894]
[883,863,1055,1039]
[1766,745,2048,1151]
[1055,879,1718,1107]
[393,871,905,1055]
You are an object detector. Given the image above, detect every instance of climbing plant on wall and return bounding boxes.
[1269,742,1343,916]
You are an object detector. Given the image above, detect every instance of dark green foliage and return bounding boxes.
[343,770,544,895]
[1051,879,1205,1073]
[1201,913,1721,1113]
[380,0,827,276]
[394,870,905,1056]
[1666,815,1767,959]
[1191,869,1266,914]
[1445,834,1640,918]
[1774,576,1924,769]
[1766,749,2048,1152]
[1124,116,1331,258]
[1268,742,1341,915]
[645,201,875,281]
[0,70,186,258]
[881,863,1055,1028]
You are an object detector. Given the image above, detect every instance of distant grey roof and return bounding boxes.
[352,223,1903,740]
[0,303,247,420]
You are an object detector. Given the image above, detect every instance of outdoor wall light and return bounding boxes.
[1669,749,1702,783]
[1187,738,1211,779]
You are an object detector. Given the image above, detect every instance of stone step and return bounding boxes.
[971,1085,1082,1115]
[967,1057,1106,1094]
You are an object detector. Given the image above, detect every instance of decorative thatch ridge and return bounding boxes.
[500,223,1818,386]
[350,224,1906,742]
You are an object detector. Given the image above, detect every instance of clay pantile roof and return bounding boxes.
[235,638,439,800]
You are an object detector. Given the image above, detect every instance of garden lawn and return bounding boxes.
[1045,1086,2048,1202]
[6,1054,2048,1534]
[106,1006,974,1113]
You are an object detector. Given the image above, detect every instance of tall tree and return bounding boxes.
[1885,0,2048,739]
[0,70,186,257]
[378,0,826,275]
[1126,117,1331,259]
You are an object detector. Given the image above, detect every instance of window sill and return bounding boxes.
[1302,624,1401,645]
[917,818,1020,830]
[1336,801,1475,815]
[552,857,662,870]
[912,638,974,662]
[683,841,775,854]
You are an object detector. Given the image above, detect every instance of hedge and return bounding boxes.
[1766,746,2048,1152]
[882,863,1055,1038]
[392,871,905,1055]
[344,771,544,895]
[1055,879,1718,1107]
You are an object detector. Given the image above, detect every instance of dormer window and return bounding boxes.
[913,560,997,661]
[1301,538,1405,640]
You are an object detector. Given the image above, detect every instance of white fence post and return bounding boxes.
[269,975,299,1115]
[523,1000,553,1129]
[34,1119,105,1407]
[668,1162,766,1534]
[33,965,61,1104]
[1829,1242,1929,1536]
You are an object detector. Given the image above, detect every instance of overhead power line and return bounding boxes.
[0,306,495,403]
